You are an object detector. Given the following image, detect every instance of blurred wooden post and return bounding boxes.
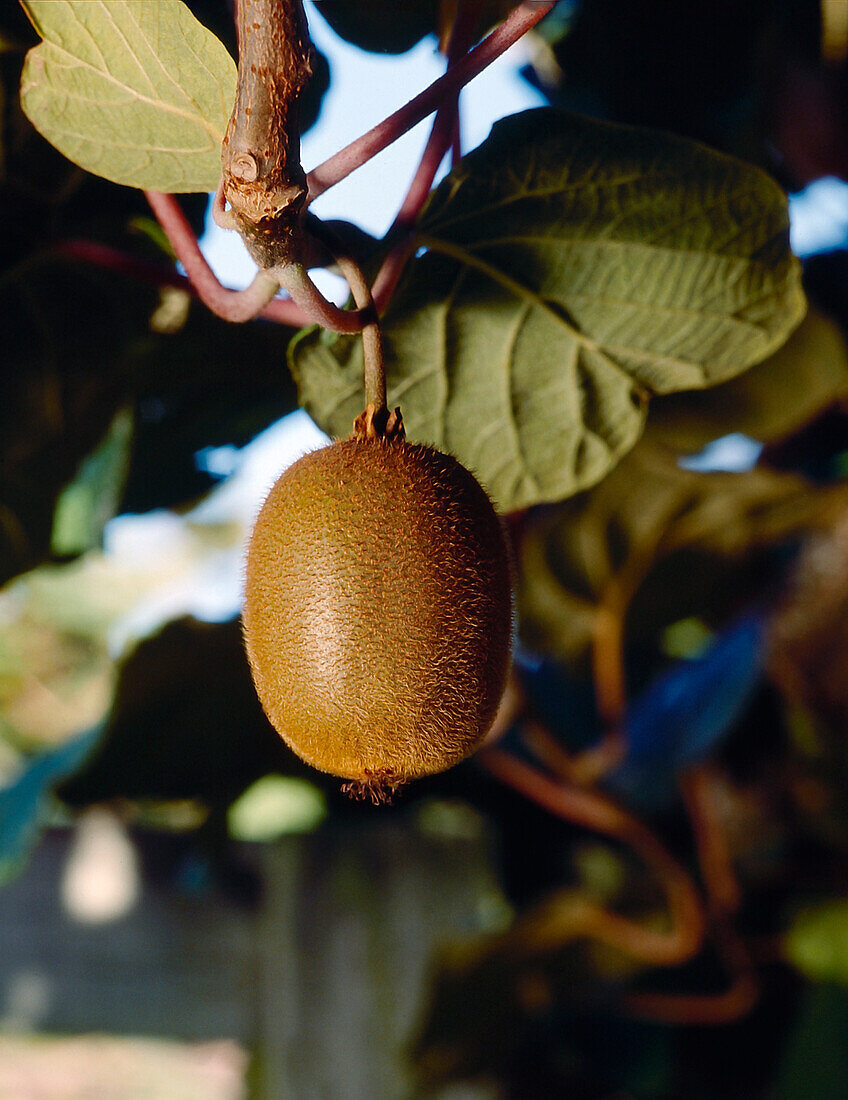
[0,823,503,1099]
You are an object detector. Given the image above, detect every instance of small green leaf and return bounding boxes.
[51,407,134,557]
[291,109,805,511]
[20,0,235,192]
[786,900,848,985]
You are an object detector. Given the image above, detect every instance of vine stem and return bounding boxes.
[144,190,300,324]
[391,0,479,232]
[493,733,759,1026]
[306,1,555,200]
[273,261,379,334]
[480,749,706,967]
[55,239,199,293]
[335,256,385,410]
[145,2,553,327]
[146,191,372,331]
[622,924,758,1025]
[305,221,386,408]
[369,0,480,311]
[681,765,742,917]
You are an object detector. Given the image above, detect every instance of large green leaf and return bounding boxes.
[313,1,514,54]
[19,0,235,192]
[291,109,805,511]
[59,618,300,807]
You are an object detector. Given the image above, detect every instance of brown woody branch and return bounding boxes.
[221,0,312,269]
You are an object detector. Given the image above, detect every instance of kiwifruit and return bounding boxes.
[242,405,512,798]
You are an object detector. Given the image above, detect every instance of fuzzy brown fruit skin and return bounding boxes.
[242,431,512,786]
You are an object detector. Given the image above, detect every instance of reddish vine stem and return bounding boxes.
[681,766,742,917]
[54,237,305,326]
[576,544,670,785]
[620,769,758,1024]
[440,0,482,165]
[622,925,759,1025]
[480,749,706,966]
[518,599,628,788]
[306,1,555,200]
[370,0,485,313]
[144,190,303,324]
[55,239,195,293]
[145,190,372,331]
[451,113,463,167]
[391,0,479,232]
[371,236,418,315]
[573,597,629,782]
[393,100,457,236]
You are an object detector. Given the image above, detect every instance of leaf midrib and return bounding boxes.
[425,176,768,239]
[448,230,786,267]
[414,234,776,342]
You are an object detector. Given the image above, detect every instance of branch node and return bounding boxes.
[221,0,312,268]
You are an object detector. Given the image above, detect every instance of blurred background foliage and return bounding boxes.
[5,0,848,1096]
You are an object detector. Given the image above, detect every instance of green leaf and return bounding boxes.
[59,618,300,807]
[647,307,848,452]
[19,0,235,192]
[51,406,134,557]
[0,258,159,588]
[518,443,848,662]
[291,109,805,511]
[313,1,515,55]
[122,297,298,514]
[786,900,848,985]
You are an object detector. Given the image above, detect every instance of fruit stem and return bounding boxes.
[336,256,386,413]
[306,221,388,413]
